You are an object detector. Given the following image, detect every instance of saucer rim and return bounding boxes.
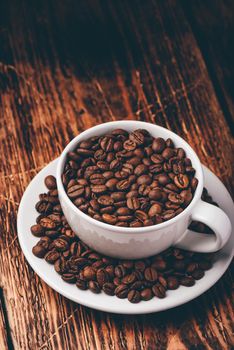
[17,158,234,314]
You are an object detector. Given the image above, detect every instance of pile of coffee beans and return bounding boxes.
[62,129,198,227]
[31,175,216,303]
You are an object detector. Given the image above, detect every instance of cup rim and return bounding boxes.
[56,120,203,233]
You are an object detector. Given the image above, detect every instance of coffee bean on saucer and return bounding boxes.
[88,281,101,294]
[115,284,129,298]
[30,224,44,237]
[45,175,57,190]
[152,283,166,298]
[31,180,216,303]
[144,267,158,282]
[140,288,153,301]
[167,276,179,290]
[128,290,141,303]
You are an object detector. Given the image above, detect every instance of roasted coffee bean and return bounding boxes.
[83,266,96,281]
[105,178,118,190]
[168,192,184,204]
[54,238,69,251]
[151,154,164,164]
[91,185,107,194]
[97,195,114,206]
[40,217,57,229]
[148,189,162,200]
[180,276,195,287]
[96,268,109,286]
[129,220,142,227]
[103,282,115,296]
[128,290,141,303]
[129,130,145,145]
[199,261,212,270]
[127,156,142,166]
[122,273,137,285]
[135,210,148,222]
[97,161,109,171]
[32,244,47,258]
[102,214,117,225]
[191,178,199,192]
[141,288,153,301]
[116,179,131,191]
[104,265,114,277]
[67,184,84,198]
[114,141,123,151]
[152,283,166,298]
[115,265,127,278]
[115,284,129,298]
[89,173,106,185]
[123,139,137,151]
[162,210,175,221]
[191,269,205,280]
[180,189,193,205]
[137,175,152,186]
[151,137,165,152]
[45,175,57,190]
[144,267,158,282]
[113,277,122,286]
[62,274,76,284]
[100,136,114,152]
[162,148,175,160]
[174,174,189,189]
[100,205,115,214]
[30,224,44,237]
[126,197,140,210]
[158,276,167,289]
[151,259,167,271]
[134,164,148,176]
[88,281,101,293]
[76,279,88,290]
[35,200,52,214]
[186,262,198,273]
[148,203,162,217]
[167,276,179,289]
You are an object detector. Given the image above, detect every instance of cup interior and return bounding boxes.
[56,121,203,232]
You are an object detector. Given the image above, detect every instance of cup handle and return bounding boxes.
[174,199,232,252]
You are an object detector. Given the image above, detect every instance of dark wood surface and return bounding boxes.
[0,0,233,349]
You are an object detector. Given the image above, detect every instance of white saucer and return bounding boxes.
[17,159,234,314]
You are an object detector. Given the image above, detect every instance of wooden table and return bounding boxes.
[0,1,233,349]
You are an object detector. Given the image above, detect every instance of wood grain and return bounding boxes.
[183,0,234,130]
[0,291,9,350]
[0,0,233,349]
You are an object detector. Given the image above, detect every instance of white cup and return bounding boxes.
[56,121,231,259]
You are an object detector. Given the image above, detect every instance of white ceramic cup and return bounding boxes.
[56,121,232,259]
